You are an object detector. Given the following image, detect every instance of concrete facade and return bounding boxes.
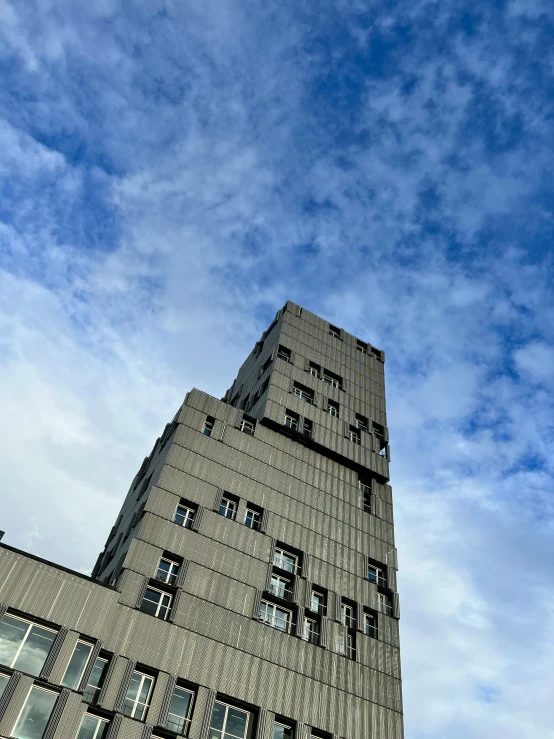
[0,301,403,739]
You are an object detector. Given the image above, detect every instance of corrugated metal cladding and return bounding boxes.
[0,301,403,739]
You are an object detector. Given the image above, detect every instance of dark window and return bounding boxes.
[302,419,313,439]
[364,612,378,639]
[244,505,262,531]
[322,370,342,390]
[355,414,369,433]
[202,417,215,436]
[356,340,368,354]
[219,495,238,520]
[273,721,294,739]
[284,411,299,431]
[140,588,172,620]
[348,426,361,445]
[261,357,272,375]
[174,502,196,529]
[166,684,195,735]
[277,346,291,362]
[328,325,340,339]
[240,417,256,435]
[210,701,251,739]
[292,384,313,404]
[367,560,387,588]
[308,362,320,379]
[61,640,94,690]
[123,670,155,721]
[327,400,339,418]
[83,655,110,704]
[373,422,387,456]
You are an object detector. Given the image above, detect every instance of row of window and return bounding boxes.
[0,612,331,739]
[202,416,257,438]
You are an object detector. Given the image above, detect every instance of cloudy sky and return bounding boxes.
[1,0,554,736]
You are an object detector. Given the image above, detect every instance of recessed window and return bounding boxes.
[0,672,9,701]
[210,701,250,739]
[310,590,326,615]
[244,507,261,531]
[329,325,340,339]
[277,346,291,362]
[363,488,371,514]
[166,684,195,735]
[219,496,238,520]
[83,656,110,704]
[340,603,356,629]
[123,670,155,721]
[269,574,293,601]
[61,640,94,690]
[0,613,57,676]
[364,613,378,639]
[261,357,272,375]
[322,370,342,389]
[273,721,294,739]
[260,378,270,396]
[273,547,298,573]
[174,503,196,529]
[336,632,355,660]
[13,686,58,739]
[140,588,173,620]
[373,422,387,456]
[308,362,320,378]
[327,400,339,418]
[302,419,313,439]
[240,417,255,435]
[77,714,110,739]
[377,592,392,615]
[367,562,386,587]
[355,414,369,433]
[156,557,180,585]
[202,417,215,437]
[348,427,361,445]
[284,411,299,431]
[302,617,320,645]
[356,340,368,354]
[292,384,313,404]
[259,601,292,633]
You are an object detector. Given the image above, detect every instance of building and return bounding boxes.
[0,301,403,739]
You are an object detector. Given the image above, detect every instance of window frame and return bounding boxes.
[140,587,173,621]
[302,617,320,645]
[240,418,255,436]
[277,346,291,363]
[12,685,59,739]
[174,504,196,529]
[269,574,293,602]
[367,563,386,588]
[202,417,215,437]
[156,558,180,585]
[328,325,340,339]
[322,372,341,390]
[82,656,110,704]
[77,713,110,739]
[166,684,195,735]
[61,639,94,690]
[309,590,325,615]
[259,601,293,634]
[326,401,339,418]
[355,415,369,433]
[122,670,155,721]
[340,603,355,629]
[308,363,320,379]
[0,613,58,674]
[364,613,378,639]
[348,426,361,445]
[284,412,299,431]
[219,497,238,520]
[244,508,261,531]
[210,700,250,739]
[273,721,294,739]
[273,547,298,574]
[292,384,314,404]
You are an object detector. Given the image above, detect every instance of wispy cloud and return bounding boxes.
[1,0,554,736]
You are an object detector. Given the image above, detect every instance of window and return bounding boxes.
[261,357,272,375]
[244,508,261,531]
[260,378,270,396]
[122,670,155,721]
[329,324,340,339]
[284,411,299,431]
[322,371,342,390]
[363,489,371,514]
[356,340,368,354]
[273,722,294,739]
[174,504,196,529]
[61,640,94,690]
[219,497,238,520]
[377,593,392,616]
[0,672,9,701]
[364,613,378,639]
[0,613,57,676]
[277,346,291,362]
[367,563,386,588]
[273,548,297,573]
[355,414,369,433]
[240,418,255,436]
[302,617,319,645]
[348,427,361,445]
[82,656,110,704]
[340,603,355,629]
[202,417,215,436]
[308,362,320,379]
[166,685,195,735]
[140,588,173,620]
[373,422,387,456]
[259,601,292,633]
[310,591,325,615]
[292,384,313,404]
[77,714,110,739]
[13,686,58,739]
[336,632,355,660]
[156,558,180,585]
[269,574,293,602]
[209,701,250,739]
[327,400,339,418]
[301,419,313,439]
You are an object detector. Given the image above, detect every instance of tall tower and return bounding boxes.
[0,301,402,739]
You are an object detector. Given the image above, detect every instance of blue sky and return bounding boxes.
[1,1,554,737]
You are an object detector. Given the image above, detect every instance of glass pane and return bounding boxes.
[0,615,29,667]
[16,625,57,676]
[84,658,108,702]
[13,687,58,739]
[62,641,93,689]
[77,715,103,739]
[169,687,192,719]
[138,675,153,704]
[0,674,9,701]
[210,702,226,732]
[96,720,110,739]
[125,673,142,703]
[208,732,222,739]
[273,725,293,739]
[141,591,161,616]
[225,707,248,738]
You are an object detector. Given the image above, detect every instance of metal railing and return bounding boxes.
[267,583,293,602]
